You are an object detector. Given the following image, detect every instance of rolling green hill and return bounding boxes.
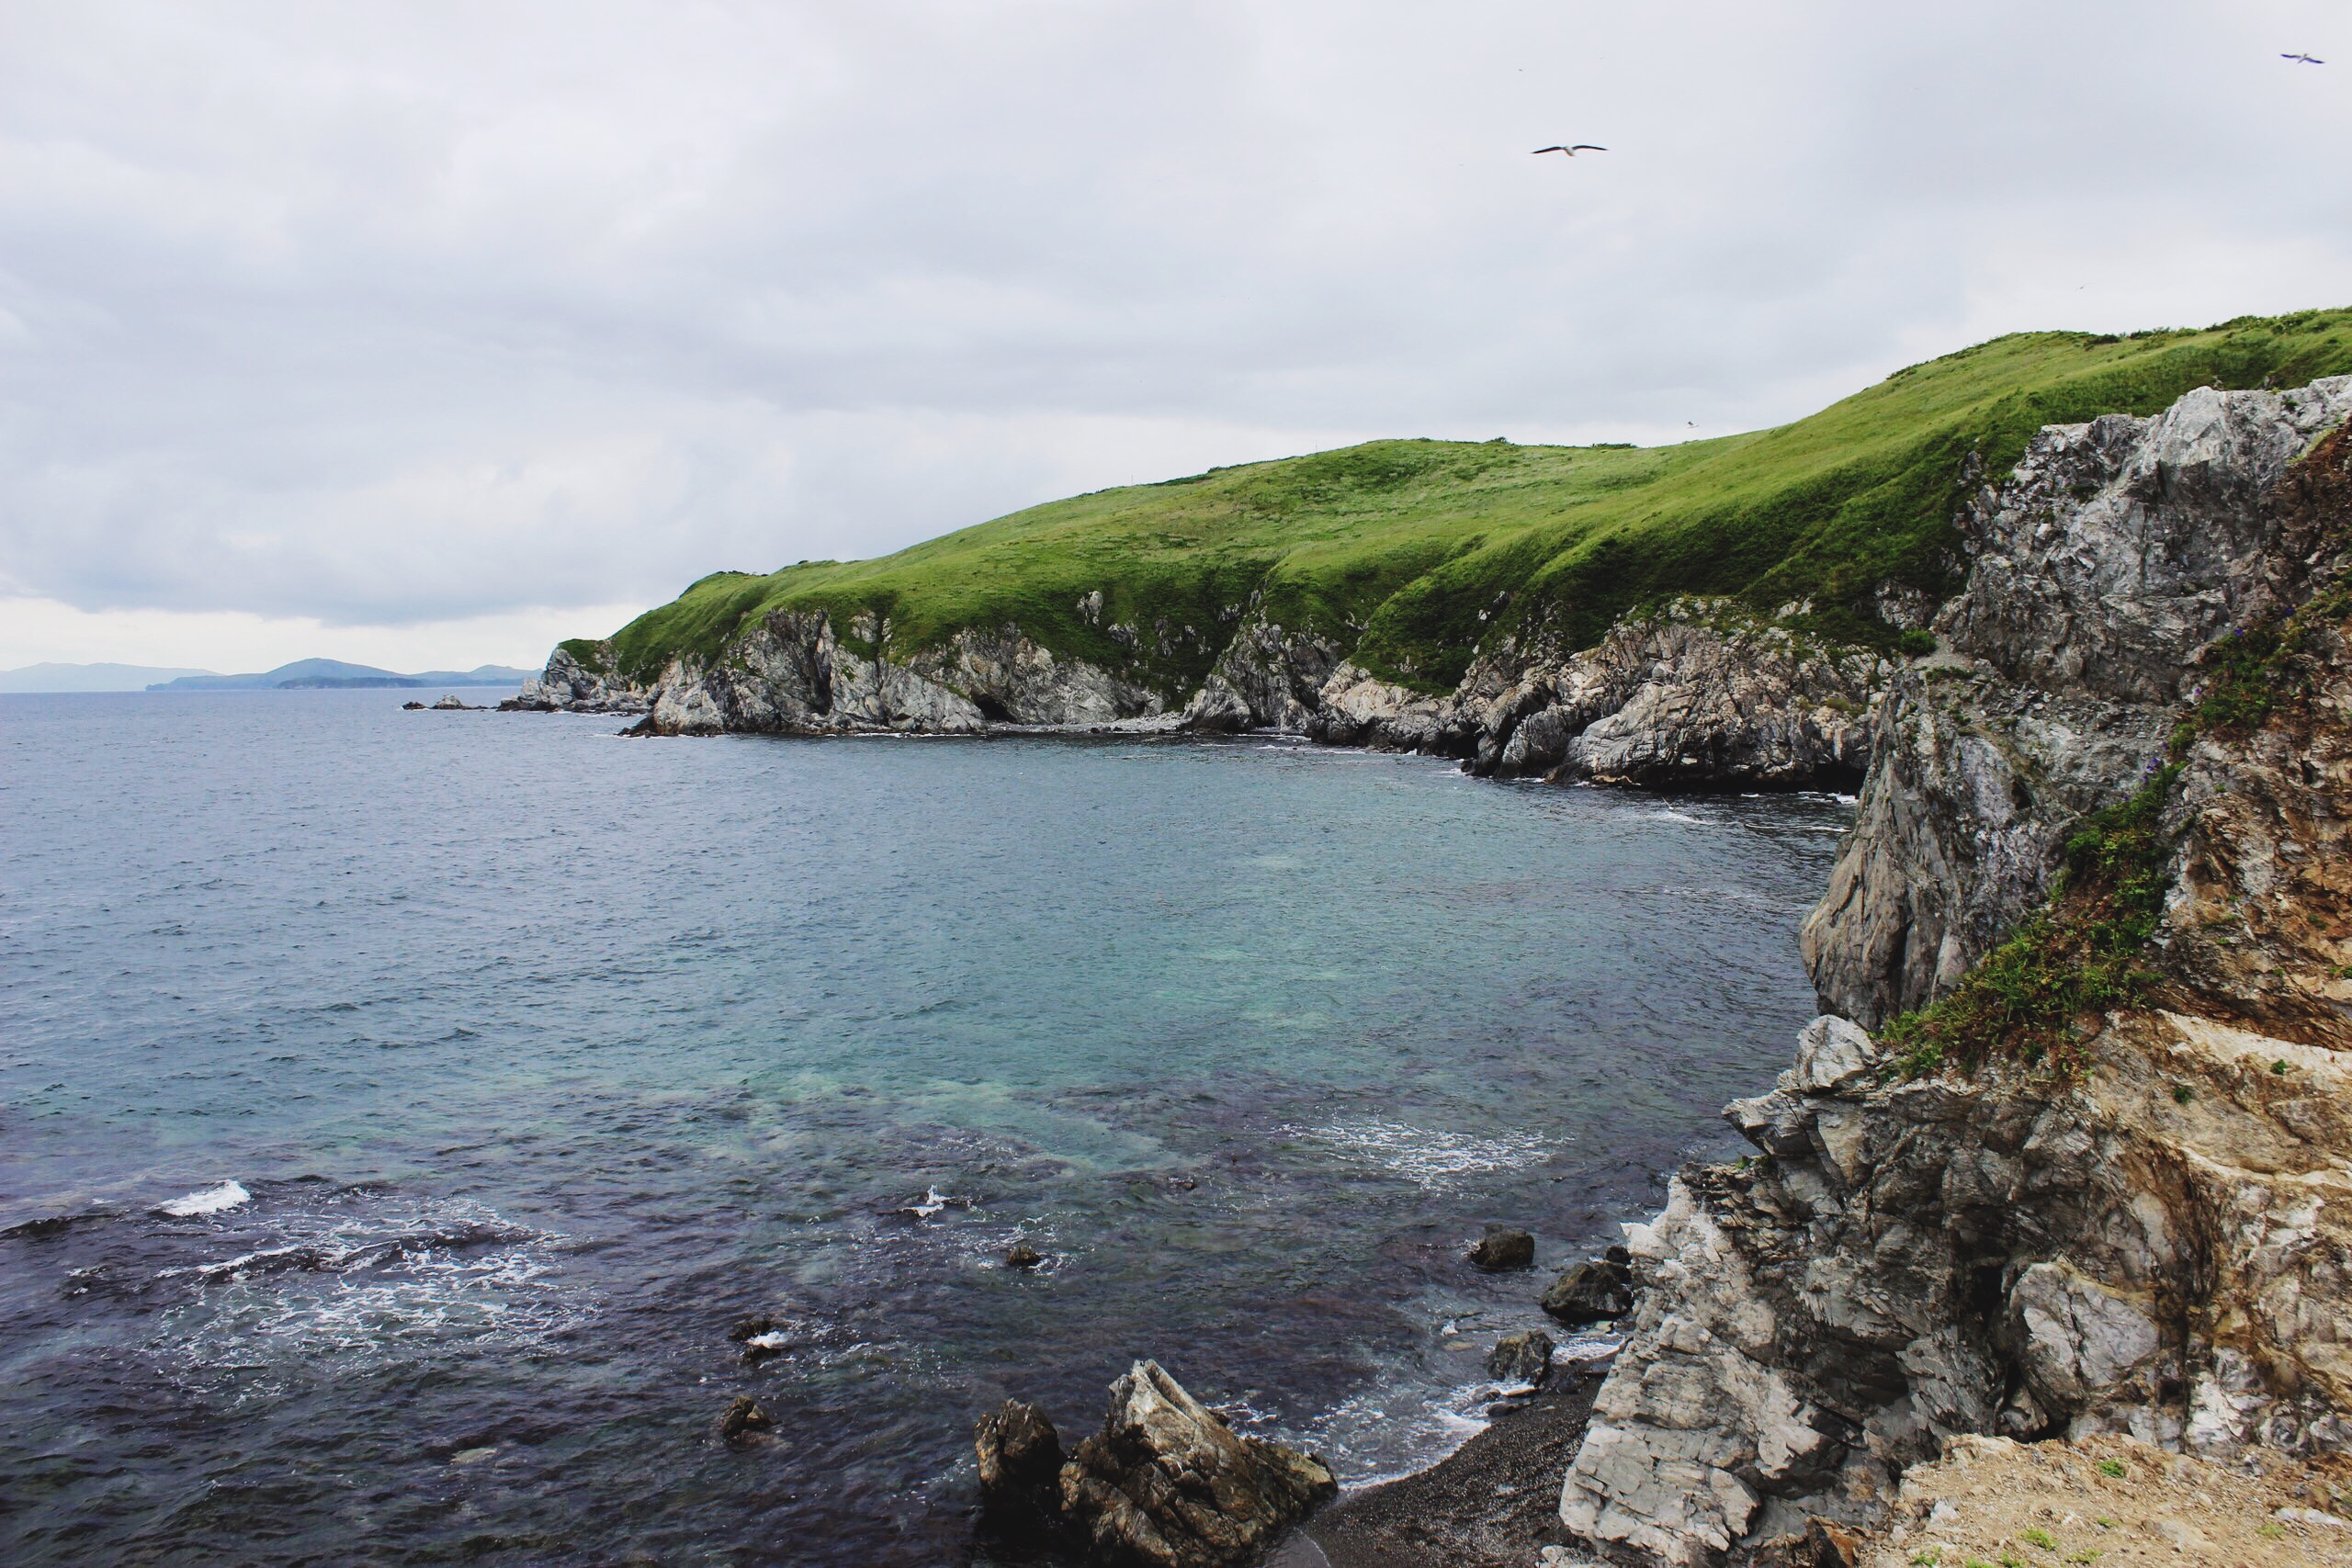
[576,310,2352,697]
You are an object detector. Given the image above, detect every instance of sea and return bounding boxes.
[0,689,1849,1565]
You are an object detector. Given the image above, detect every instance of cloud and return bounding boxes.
[3,0,2348,666]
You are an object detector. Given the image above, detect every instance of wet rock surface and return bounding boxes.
[1541,1254,1634,1325]
[974,1360,1336,1568]
[1488,1330,1557,1390]
[1468,1224,1535,1272]
[717,1395,774,1444]
[976,1398,1069,1551]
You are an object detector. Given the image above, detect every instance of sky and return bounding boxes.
[3,1,2349,674]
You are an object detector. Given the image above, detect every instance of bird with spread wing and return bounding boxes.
[1532,144,1607,157]
[2282,52,2324,64]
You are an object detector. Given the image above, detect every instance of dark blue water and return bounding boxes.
[0,691,1847,1565]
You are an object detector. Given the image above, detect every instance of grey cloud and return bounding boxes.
[2,0,2348,627]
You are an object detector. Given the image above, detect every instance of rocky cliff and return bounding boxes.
[1555,378,2352,1565]
[523,590,1890,788]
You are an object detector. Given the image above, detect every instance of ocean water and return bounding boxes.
[0,691,1849,1565]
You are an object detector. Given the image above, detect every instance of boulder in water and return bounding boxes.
[1486,1328,1555,1388]
[717,1395,775,1444]
[1059,1359,1336,1568]
[1005,1241,1044,1269]
[1541,1256,1634,1324]
[1467,1224,1534,1271]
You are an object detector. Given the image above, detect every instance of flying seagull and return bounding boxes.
[1532,144,1607,156]
[2282,52,2324,63]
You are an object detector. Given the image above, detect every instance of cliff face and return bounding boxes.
[1558,378,2352,1566]
[526,591,1888,789]
[1803,381,2352,1025]
[614,610,1167,737]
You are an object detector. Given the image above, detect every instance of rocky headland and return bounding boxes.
[509,590,1888,792]
[1555,377,2352,1564]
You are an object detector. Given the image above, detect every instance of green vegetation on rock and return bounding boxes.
[1883,420,2352,1077]
[589,309,2352,694]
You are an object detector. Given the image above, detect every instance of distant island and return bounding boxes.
[147,659,537,691]
[0,661,213,694]
[0,660,537,694]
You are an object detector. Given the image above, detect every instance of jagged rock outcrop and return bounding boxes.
[1465,602,1887,789]
[1804,379,2352,1024]
[975,1360,1336,1568]
[1558,379,2352,1565]
[1179,606,1343,733]
[505,641,655,714]
[1303,661,1466,752]
[975,1398,1068,1550]
[1559,1009,2352,1564]
[528,581,1894,790]
[620,610,1164,737]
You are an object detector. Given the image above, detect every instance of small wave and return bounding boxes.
[894,1186,973,1219]
[3,1207,116,1240]
[157,1181,250,1217]
[1278,1120,1553,1189]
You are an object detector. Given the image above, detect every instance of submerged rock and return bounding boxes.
[726,1314,780,1343]
[1060,1359,1336,1568]
[1468,1224,1535,1272]
[1487,1329,1555,1389]
[974,1398,1069,1549]
[717,1395,774,1444]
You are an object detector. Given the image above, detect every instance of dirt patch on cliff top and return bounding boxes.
[1861,1432,2352,1568]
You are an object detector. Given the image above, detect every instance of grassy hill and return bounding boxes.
[577,310,2352,697]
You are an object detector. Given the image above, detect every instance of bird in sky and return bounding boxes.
[1532,144,1607,156]
[2282,52,2324,64]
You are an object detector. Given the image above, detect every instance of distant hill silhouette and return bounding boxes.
[146,660,536,691]
[0,661,213,693]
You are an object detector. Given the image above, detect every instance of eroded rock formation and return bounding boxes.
[1557,379,2352,1565]
[1804,379,2352,1024]
[974,1359,1335,1568]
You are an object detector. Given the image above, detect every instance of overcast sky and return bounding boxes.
[4,1,2348,672]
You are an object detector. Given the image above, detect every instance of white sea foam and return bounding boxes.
[157,1180,250,1217]
[897,1185,978,1219]
[153,1195,589,1380]
[1280,1119,1552,1189]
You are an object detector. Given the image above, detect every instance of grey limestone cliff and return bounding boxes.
[1555,377,2352,1566]
[1804,378,2352,1026]
[525,562,1894,794]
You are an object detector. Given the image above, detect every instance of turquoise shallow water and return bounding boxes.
[0,691,1848,1564]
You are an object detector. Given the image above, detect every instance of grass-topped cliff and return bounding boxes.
[571,309,2352,697]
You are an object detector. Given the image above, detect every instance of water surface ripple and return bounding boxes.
[0,692,1848,1565]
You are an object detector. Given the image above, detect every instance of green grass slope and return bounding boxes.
[582,310,2352,697]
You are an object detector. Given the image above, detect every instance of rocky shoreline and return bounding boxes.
[950,376,2352,1567]
[503,592,1892,798]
